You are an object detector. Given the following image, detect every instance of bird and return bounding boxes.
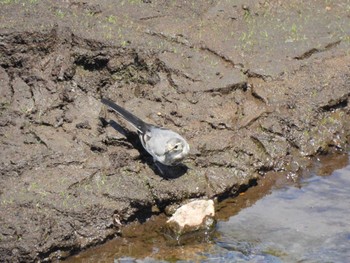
[101,98,190,167]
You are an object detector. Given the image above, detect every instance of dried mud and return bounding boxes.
[0,0,349,262]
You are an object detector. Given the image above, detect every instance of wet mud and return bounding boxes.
[63,152,350,262]
[0,0,349,262]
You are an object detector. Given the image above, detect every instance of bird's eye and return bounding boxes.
[173,143,181,150]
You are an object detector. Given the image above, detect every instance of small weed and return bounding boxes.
[209,60,219,67]
[285,23,307,43]
[243,9,252,22]
[37,190,48,197]
[59,190,68,198]
[121,0,142,5]
[59,191,71,207]
[121,40,129,47]
[260,30,269,40]
[291,23,298,35]
[106,15,117,24]
[171,46,178,53]
[19,104,34,115]
[1,198,14,205]
[104,32,113,40]
[0,0,19,4]
[55,9,66,18]
[86,11,95,17]
[29,182,39,191]
[239,30,255,48]
[341,34,350,43]
[96,173,107,188]
[84,184,92,193]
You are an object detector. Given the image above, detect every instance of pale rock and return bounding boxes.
[166,199,215,236]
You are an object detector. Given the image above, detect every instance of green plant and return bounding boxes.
[106,15,117,24]
[55,9,66,18]
[0,0,19,4]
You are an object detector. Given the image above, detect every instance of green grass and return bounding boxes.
[0,0,18,4]
[106,15,118,24]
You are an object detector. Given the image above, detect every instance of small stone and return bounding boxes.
[76,120,91,129]
[90,142,107,153]
[166,199,215,236]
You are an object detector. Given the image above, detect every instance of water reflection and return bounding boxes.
[64,153,350,263]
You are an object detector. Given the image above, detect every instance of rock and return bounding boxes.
[76,120,92,129]
[166,199,215,237]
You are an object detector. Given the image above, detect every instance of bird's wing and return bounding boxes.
[141,129,167,157]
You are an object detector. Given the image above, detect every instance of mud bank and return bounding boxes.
[0,1,349,262]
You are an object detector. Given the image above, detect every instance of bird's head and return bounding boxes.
[165,137,190,164]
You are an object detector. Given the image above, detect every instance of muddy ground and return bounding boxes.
[0,0,349,262]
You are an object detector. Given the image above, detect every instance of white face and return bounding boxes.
[165,138,190,164]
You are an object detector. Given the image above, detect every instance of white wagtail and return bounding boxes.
[101,98,190,167]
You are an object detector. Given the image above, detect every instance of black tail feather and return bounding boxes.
[101,98,147,133]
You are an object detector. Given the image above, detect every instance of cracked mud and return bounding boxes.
[0,1,349,262]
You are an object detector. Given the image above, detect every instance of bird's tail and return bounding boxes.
[101,98,147,133]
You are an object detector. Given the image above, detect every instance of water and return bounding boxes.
[64,153,350,263]
[207,154,350,263]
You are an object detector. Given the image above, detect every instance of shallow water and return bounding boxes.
[206,154,350,263]
[65,153,350,263]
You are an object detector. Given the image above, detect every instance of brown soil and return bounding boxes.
[0,0,349,262]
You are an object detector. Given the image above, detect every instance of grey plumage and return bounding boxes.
[101,98,190,166]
